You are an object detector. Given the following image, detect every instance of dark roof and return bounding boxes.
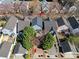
[60,40,71,53]
[0,42,12,57]
[32,17,43,28]
[14,43,26,54]
[67,17,79,29]
[56,17,65,27]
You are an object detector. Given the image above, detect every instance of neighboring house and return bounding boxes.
[13,43,27,59]
[32,16,43,31]
[18,17,30,32]
[55,17,68,33]
[67,16,79,34]
[2,16,18,36]
[60,40,75,58]
[0,42,13,59]
[60,40,71,53]
[44,17,55,34]
[2,16,30,36]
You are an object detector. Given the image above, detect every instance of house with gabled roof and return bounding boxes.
[13,43,28,59]
[0,41,13,59]
[2,16,30,36]
[67,16,79,34]
[43,17,55,34]
[2,16,18,36]
[32,16,43,32]
[55,17,68,33]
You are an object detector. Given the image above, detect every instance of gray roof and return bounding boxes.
[44,18,54,33]
[14,43,26,54]
[4,16,30,32]
[18,17,30,31]
[0,42,12,57]
[4,16,18,31]
[32,17,43,28]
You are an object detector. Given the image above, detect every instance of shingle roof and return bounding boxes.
[4,16,30,32]
[14,43,26,54]
[56,17,65,27]
[67,17,79,29]
[0,42,12,57]
[44,19,53,33]
[60,40,71,53]
[32,17,43,28]
[18,17,30,31]
[44,21,53,31]
[4,16,18,31]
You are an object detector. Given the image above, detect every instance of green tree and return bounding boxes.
[68,35,79,45]
[21,26,36,50]
[42,33,56,50]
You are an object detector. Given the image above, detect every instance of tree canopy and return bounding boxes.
[42,33,56,50]
[68,35,79,45]
[19,26,36,50]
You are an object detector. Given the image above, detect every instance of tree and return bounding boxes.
[68,35,79,45]
[42,33,56,50]
[20,26,36,50]
[23,26,36,40]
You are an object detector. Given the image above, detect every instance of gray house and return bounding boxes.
[2,16,18,35]
[13,43,27,59]
[44,18,55,34]
[18,17,30,32]
[32,16,43,31]
[2,16,30,35]
[0,42,13,59]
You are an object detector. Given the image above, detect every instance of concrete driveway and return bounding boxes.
[48,44,58,55]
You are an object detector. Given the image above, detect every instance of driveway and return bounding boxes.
[48,45,58,55]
